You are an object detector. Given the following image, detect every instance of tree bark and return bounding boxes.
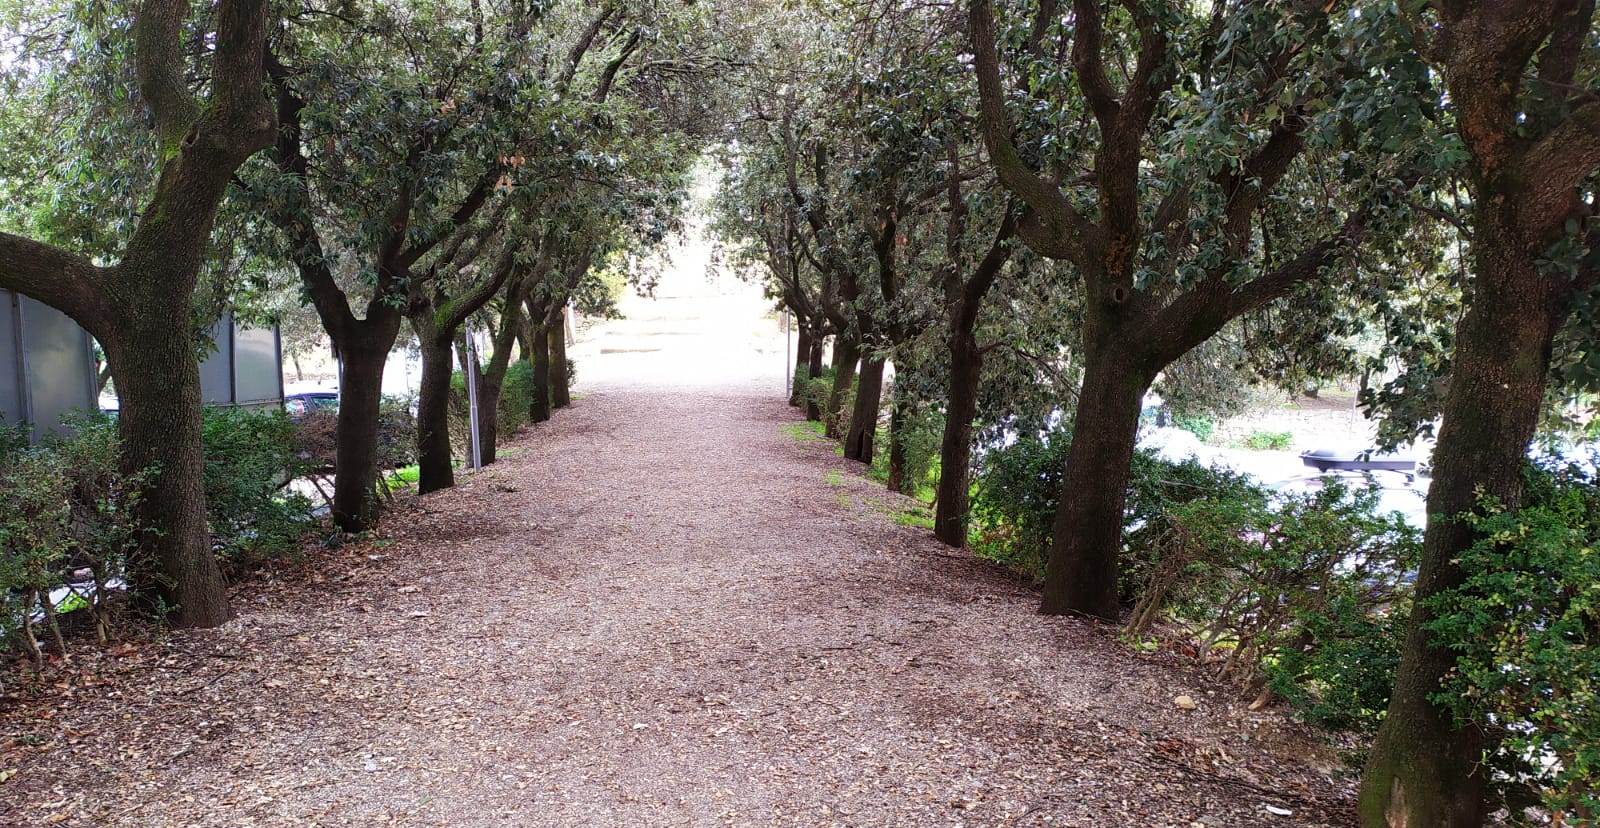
[548,312,570,409]
[843,354,886,463]
[1357,205,1564,828]
[1041,346,1153,620]
[331,337,390,532]
[529,322,551,424]
[805,333,825,421]
[934,330,983,546]
[102,317,231,628]
[413,330,455,494]
[886,372,912,494]
[825,336,860,439]
[790,325,813,407]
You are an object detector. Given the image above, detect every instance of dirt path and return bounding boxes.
[3,382,1357,827]
[3,230,1358,826]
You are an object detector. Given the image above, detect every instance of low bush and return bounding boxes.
[1,415,147,661]
[450,359,537,459]
[202,407,316,569]
[1172,413,1216,442]
[1241,429,1294,450]
[1133,482,1419,715]
[970,426,1257,582]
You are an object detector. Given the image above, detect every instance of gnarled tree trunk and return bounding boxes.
[843,353,886,463]
[529,319,551,425]
[412,330,455,494]
[1041,344,1153,620]
[331,332,394,531]
[548,311,570,409]
[805,333,825,421]
[934,329,983,546]
[102,312,230,627]
[790,324,813,407]
[825,336,860,439]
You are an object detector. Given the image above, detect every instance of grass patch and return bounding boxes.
[894,504,936,530]
[782,421,826,442]
[825,469,845,487]
[387,464,420,485]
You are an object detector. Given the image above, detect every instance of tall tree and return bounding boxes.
[0,0,276,626]
[1360,2,1600,824]
[969,0,1421,617]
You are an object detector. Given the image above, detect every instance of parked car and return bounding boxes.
[284,391,338,420]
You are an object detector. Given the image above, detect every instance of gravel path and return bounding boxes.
[3,237,1359,826]
[2,382,1358,827]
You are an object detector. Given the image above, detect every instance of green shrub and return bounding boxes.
[376,394,418,469]
[970,426,1258,582]
[1426,461,1600,818]
[867,404,944,502]
[202,407,315,568]
[1,415,146,659]
[1242,429,1294,450]
[1134,483,1418,725]
[450,360,537,459]
[1172,413,1215,442]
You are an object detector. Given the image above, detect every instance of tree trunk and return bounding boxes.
[886,373,912,494]
[477,379,502,465]
[805,333,825,421]
[529,323,551,424]
[934,329,983,546]
[413,331,455,494]
[790,325,813,407]
[103,317,231,628]
[826,336,860,439]
[548,315,570,409]
[843,354,886,463]
[1358,215,1562,828]
[1041,348,1153,620]
[331,339,389,532]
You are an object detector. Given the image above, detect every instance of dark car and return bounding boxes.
[284,391,339,420]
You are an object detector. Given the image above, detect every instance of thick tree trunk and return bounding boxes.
[1358,219,1561,828]
[826,336,860,439]
[934,330,983,546]
[886,373,912,494]
[103,319,231,628]
[548,316,570,409]
[805,333,825,421]
[529,323,551,424]
[1041,349,1153,620]
[477,379,502,465]
[413,332,455,494]
[843,354,886,463]
[790,325,813,407]
[331,340,389,532]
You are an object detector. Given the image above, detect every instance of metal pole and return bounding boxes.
[464,324,483,472]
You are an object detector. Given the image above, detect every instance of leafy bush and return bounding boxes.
[202,407,315,569]
[969,428,1071,577]
[376,395,419,469]
[0,415,146,660]
[1242,429,1294,450]
[868,401,944,501]
[1426,461,1600,818]
[1132,483,1418,725]
[970,425,1258,582]
[1172,412,1215,442]
[450,359,537,458]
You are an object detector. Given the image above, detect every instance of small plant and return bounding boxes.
[201,407,316,569]
[1172,412,1216,442]
[1241,429,1294,450]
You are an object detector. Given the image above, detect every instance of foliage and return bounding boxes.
[1171,414,1216,443]
[201,408,315,569]
[1242,430,1294,451]
[1426,461,1600,818]
[1138,483,1419,727]
[0,414,146,660]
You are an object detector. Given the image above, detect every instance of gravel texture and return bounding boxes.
[1,382,1358,827]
